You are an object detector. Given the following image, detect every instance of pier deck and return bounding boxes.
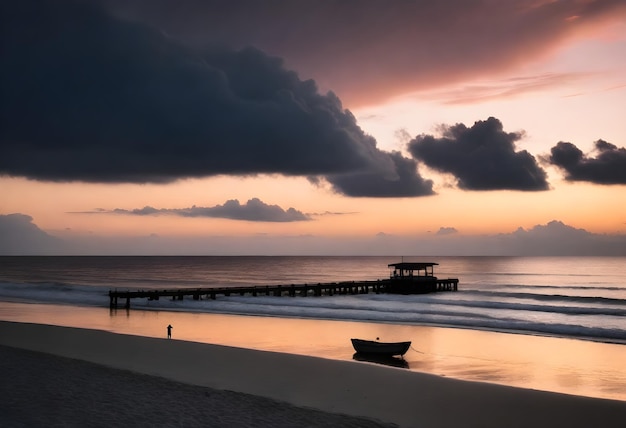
[108,278,459,309]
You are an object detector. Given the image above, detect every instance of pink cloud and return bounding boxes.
[103,0,626,106]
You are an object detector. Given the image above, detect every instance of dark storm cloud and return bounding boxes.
[85,198,310,222]
[0,0,429,197]
[324,151,434,197]
[100,0,626,106]
[547,140,626,184]
[407,117,549,191]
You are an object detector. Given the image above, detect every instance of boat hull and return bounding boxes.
[351,338,411,356]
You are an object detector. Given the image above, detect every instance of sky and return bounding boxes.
[1,0,626,255]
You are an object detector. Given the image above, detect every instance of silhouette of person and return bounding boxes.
[167,324,173,339]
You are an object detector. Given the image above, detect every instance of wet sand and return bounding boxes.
[1,321,625,428]
[1,301,625,401]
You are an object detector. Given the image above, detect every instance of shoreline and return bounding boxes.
[1,301,626,402]
[4,297,626,354]
[114,303,626,347]
[2,320,626,428]
[4,299,626,347]
[183,311,626,347]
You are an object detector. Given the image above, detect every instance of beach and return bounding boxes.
[0,344,390,428]
[1,321,625,428]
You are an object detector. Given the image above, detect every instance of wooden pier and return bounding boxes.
[108,278,459,309]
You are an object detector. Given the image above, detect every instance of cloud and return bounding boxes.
[372,220,626,256]
[0,0,429,197]
[547,140,626,184]
[311,211,359,217]
[501,220,626,256]
[100,0,626,106]
[84,198,310,222]
[417,72,595,105]
[407,117,549,191]
[4,214,625,255]
[0,214,63,255]
[324,151,435,197]
[436,227,458,236]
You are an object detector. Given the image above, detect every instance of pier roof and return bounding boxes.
[388,262,438,270]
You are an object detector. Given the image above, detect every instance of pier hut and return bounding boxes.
[386,262,456,294]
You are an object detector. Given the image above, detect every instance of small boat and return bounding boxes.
[351,338,411,357]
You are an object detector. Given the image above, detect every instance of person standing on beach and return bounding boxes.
[167,324,173,339]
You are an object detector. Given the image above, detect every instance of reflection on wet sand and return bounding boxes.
[353,352,409,369]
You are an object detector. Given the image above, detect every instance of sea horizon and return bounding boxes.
[2,255,625,402]
[1,255,625,343]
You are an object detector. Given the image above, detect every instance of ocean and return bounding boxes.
[1,255,624,345]
[1,255,625,401]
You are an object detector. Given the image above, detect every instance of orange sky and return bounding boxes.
[1,0,625,255]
